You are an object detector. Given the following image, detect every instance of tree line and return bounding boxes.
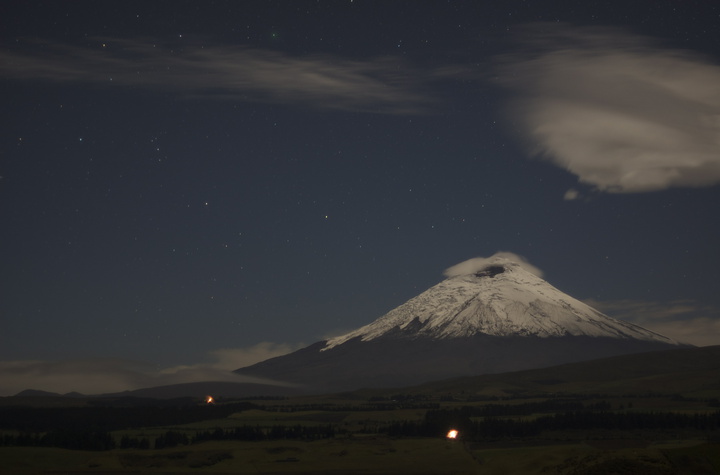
[1,430,117,451]
[2,398,717,451]
[1,424,337,451]
[384,407,720,439]
[0,400,256,432]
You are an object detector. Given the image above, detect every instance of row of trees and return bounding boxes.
[121,424,338,450]
[1,430,117,451]
[384,408,720,439]
[261,402,439,412]
[2,399,615,434]
[0,401,256,432]
[193,424,336,442]
[0,424,338,451]
[430,400,612,417]
[3,399,717,451]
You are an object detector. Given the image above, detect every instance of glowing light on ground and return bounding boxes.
[446,429,459,439]
[205,395,214,404]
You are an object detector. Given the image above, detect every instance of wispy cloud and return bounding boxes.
[1,37,434,113]
[443,251,544,278]
[497,24,720,195]
[586,298,720,346]
[0,342,301,397]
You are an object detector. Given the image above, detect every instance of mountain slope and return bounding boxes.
[324,260,676,349]
[392,344,720,399]
[235,256,686,392]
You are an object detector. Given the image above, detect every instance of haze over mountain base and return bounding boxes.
[235,335,682,392]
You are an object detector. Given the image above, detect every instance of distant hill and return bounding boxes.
[365,345,720,399]
[13,389,63,398]
[99,381,310,399]
[9,346,718,403]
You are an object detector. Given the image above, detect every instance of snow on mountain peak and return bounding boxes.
[322,255,678,351]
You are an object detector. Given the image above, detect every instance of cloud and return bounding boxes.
[0,342,300,397]
[443,251,544,278]
[585,298,720,346]
[563,188,581,201]
[160,342,301,376]
[1,37,434,114]
[497,24,720,194]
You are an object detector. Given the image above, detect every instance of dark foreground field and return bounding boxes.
[2,391,718,474]
[3,438,717,475]
[2,346,719,474]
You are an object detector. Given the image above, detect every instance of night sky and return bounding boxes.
[2,1,719,395]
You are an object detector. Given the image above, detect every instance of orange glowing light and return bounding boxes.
[205,395,214,404]
[446,429,459,439]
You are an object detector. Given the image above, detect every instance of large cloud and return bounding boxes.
[0,342,300,397]
[497,25,720,195]
[443,251,544,278]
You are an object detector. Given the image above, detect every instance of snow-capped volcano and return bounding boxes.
[235,255,685,391]
[323,256,676,349]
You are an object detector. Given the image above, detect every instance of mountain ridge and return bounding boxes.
[323,258,678,349]
[235,256,686,392]
[391,344,720,399]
